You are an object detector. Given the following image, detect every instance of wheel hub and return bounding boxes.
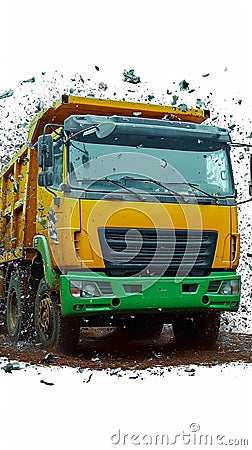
[9,290,18,331]
[38,295,54,338]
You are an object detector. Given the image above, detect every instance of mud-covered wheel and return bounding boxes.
[35,278,80,353]
[6,268,35,342]
[6,275,21,342]
[172,311,221,349]
[119,320,163,340]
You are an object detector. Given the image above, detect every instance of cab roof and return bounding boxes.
[28,95,210,145]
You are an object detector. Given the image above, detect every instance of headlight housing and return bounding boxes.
[219,279,240,295]
[70,281,100,298]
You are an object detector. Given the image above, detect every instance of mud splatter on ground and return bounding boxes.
[0,326,251,370]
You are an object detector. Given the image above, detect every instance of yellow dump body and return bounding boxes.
[0,143,37,263]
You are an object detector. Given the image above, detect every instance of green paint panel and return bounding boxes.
[60,271,241,317]
[33,235,59,288]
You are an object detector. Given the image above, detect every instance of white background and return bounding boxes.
[0,0,251,100]
[0,1,251,449]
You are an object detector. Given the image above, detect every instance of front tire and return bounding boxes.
[172,311,221,349]
[35,278,80,353]
[6,266,35,342]
[6,274,22,342]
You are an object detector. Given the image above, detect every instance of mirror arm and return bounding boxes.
[43,123,63,136]
[64,125,98,144]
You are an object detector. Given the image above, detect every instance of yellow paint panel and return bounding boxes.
[75,200,237,270]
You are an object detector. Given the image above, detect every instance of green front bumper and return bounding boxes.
[59,271,241,316]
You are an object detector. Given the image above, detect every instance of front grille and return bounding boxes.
[98,228,218,274]
[96,281,113,295]
[207,280,221,292]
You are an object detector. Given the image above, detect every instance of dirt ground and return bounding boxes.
[0,326,251,370]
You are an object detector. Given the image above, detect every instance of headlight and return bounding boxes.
[220,279,240,295]
[70,281,82,298]
[82,283,99,298]
[70,281,100,298]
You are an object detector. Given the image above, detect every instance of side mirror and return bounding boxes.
[38,171,53,187]
[38,134,53,168]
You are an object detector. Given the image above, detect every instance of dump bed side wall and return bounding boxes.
[0,145,38,264]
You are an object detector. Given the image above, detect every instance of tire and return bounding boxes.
[172,311,221,349]
[6,267,35,342]
[120,319,163,340]
[35,278,80,354]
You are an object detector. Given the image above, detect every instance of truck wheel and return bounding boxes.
[120,320,163,340]
[35,278,80,353]
[172,311,221,349]
[6,268,35,342]
[6,274,22,342]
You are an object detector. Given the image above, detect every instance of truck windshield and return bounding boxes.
[67,139,234,199]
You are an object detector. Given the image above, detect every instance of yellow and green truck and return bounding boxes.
[0,95,244,352]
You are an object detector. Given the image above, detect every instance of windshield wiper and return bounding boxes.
[64,177,145,200]
[163,182,221,204]
[186,183,220,204]
[98,178,146,201]
[121,177,188,203]
[156,181,220,204]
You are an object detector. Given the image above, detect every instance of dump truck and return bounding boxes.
[0,95,246,353]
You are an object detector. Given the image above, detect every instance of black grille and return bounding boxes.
[207,280,221,292]
[98,228,217,273]
[96,281,113,295]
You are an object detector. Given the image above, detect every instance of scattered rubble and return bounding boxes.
[123,69,141,84]
[179,80,189,91]
[40,379,54,386]
[0,89,14,100]
[1,361,25,373]
[39,353,59,364]
[21,77,35,84]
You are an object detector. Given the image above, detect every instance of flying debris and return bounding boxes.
[0,89,14,100]
[196,98,205,107]
[179,80,189,91]
[83,373,93,383]
[98,82,108,91]
[40,379,54,386]
[171,95,179,105]
[21,77,36,84]
[178,103,188,112]
[123,69,141,84]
